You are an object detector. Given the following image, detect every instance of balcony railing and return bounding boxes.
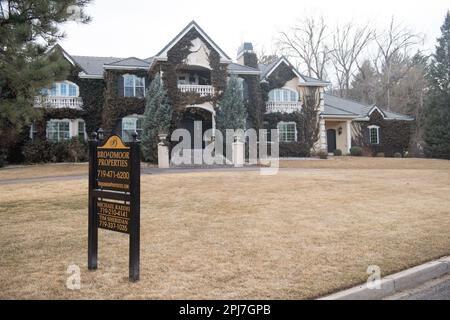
[178,84,215,97]
[265,101,302,114]
[34,96,83,110]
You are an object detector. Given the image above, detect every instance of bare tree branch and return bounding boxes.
[277,15,331,80]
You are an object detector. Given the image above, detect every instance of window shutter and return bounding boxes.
[117,75,124,97]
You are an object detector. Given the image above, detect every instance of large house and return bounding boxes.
[32,21,414,157]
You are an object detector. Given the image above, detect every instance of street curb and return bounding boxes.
[318,256,450,300]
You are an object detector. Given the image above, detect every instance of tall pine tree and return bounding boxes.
[424,12,450,159]
[0,0,91,165]
[141,74,172,162]
[216,75,247,132]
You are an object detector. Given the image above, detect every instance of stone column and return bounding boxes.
[157,134,170,169]
[232,141,245,168]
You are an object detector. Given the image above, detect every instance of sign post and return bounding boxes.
[88,130,140,282]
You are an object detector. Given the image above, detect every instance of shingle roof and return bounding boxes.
[323,93,414,121]
[72,56,123,76]
[227,62,260,74]
[104,57,150,68]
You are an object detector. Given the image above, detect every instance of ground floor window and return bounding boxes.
[46,120,70,142]
[368,125,380,144]
[122,115,143,142]
[277,122,297,142]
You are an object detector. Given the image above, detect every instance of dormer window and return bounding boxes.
[268,88,298,103]
[123,74,145,98]
[41,81,79,97]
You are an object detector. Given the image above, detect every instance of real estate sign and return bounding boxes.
[88,132,140,282]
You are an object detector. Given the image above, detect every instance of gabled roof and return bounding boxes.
[259,57,330,86]
[104,57,150,69]
[323,93,414,121]
[154,20,232,63]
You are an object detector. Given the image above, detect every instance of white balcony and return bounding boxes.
[34,96,83,110]
[178,84,215,97]
[265,101,302,114]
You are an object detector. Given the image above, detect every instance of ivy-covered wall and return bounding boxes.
[352,110,413,156]
[101,69,148,135]
[69,66,105,134]
[241,52,265,131]
[34,64,104,139]
[153,27,228,133]
[260,61,321,157]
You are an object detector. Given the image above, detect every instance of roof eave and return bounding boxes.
[103,65,149,70]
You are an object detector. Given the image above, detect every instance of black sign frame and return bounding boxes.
[88,130,140,282]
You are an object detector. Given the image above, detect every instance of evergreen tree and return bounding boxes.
[141,74,172,162]
[0,0,91,164]
[424,12,450,159]
[216,76,247,133]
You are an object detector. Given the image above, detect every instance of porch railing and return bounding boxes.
[265,101,302,114]
[178,84,215,97]
[34,96,83,110]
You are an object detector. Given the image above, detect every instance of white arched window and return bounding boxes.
[268,88,298,103]
[41,81,79,97]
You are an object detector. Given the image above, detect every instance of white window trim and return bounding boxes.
[268,87,299,103]
[123,74,146,97]
[277,121,298,143]
[368,125,380,144]
[46,119,72,142]
[122,115,144,141]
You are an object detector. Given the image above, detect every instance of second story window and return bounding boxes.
[268,88,298,103]
[124,74,145,98]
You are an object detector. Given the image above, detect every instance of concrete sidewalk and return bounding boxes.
[385,274,450,300]
[320,256,450,300]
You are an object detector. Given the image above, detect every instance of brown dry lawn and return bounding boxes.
[0,158,450,299]
[0,163,88,180]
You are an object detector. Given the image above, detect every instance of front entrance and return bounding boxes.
[178,108,212,149]
[327,129,337,153]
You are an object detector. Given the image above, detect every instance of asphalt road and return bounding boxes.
[385,274,450,300]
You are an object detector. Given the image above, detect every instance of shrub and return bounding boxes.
[50,141,69,162]
[68,138,88,162]
[333,149,342,156]
[22,139,52,163]
[350,146,363,157]
[376,152,385,158]
[0,149,6,167]
[394,152,402,158]
[317,150,328,159]
[279,143,311,157]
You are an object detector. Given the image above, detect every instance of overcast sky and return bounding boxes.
[60,0,449,60]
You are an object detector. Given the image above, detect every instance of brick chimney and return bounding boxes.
[236,42,254,66]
